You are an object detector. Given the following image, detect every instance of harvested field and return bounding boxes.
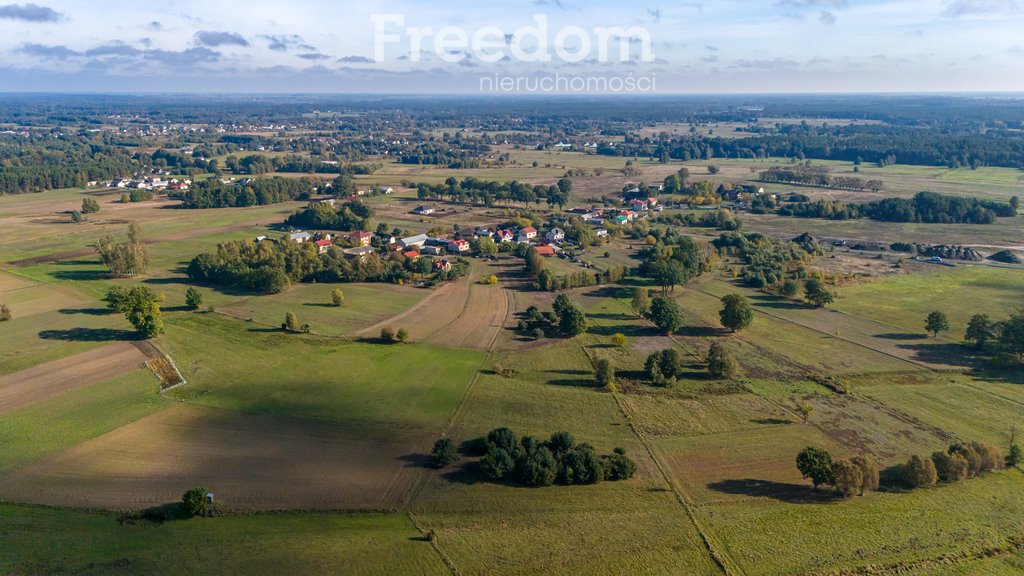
[425,264,512,350]
[0,342,152,414]
[0,404,428,511]
[355,271,471,341]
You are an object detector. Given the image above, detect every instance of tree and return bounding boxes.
[559,305,588,337]
[524,246,544,276]
[779,278,801,299]
[594,358,615,388]
[1008,443,1022,469]
[925,311,950,338]
[380,327,397,342]
[901,455,938,488]
[804,278,835,307]
[95,223,148,277]
[430,437,458,468]
[719,294,754,332]
[706,340,739,379]
[649,296,683,334]
[932,451,969,483]
[396,328,410,343]
[707,164,720,174]
[473,236,498,256]
[553,293,573,318]
[81,197,100,214]
[283,311,300,333]
[851,456,880,494]
[181,487,210,517]
[106,286,162,338]
[70,210,84,223]
[795,401,814,424]
[832,459,863,498]
[611,333,627,348]
[0,303,10,322]
[1011,196,1020,211]
[964,314,994,348]
[331,288,345,307]
[185,287,203,310]
[631,287,651,317]
[796,447,835,489]
[997,307,1024,360]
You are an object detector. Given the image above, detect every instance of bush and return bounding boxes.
[851,456,880,494]
[901,455,938,488]
[283,311,300,332]
[932,451,969,483]
[181,487,209,518]
[430,437,458,468]
[796,446,834,489]
[331,288,345,307]
[594,358,615,388]
[380,327,397,342]
[531,327,545,340]
[832,459,863,498]
[185,287,203,310]
[0,303,10,322]
[611,333,627,348]
[707,341,739,379]
[396,328,409,343]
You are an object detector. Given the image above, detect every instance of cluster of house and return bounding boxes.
[104,177,191,191]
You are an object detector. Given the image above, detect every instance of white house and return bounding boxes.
[289,231,311,243]
[343,246,376,260]
[447,239,471,255]
[545,228,565,242]
[399,234,430,249]
[521,227,538,240]
[412,205,435,216]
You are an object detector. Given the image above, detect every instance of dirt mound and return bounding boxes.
[912,244,984,261]
[988,250,1023,264]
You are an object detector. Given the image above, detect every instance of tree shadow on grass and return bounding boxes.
[875,333,927,340]
[676,325,726,338]
[396,452,432,469]
[39,328,138,342]
[749,295,812,310]
[50,269,108,282]
[706,479,839,504]
[548,378,598,388]
[750,418,794,426]
[545,369,592,376]
[303,303,338,308]
[895,341,979,369]
[58,307,111,316]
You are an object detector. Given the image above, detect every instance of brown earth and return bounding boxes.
[0,341,154,414]
[0,404,427,511]
[425,264,513,351]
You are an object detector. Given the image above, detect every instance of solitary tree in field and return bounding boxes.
[719,294,753,333]
[106,286,163,339]
[594,358,615,388]
[185,287,203,310]
[396,328,410,343]
[0,304,10,322]
[283,311,300,333]
[611,333,627,348]
[706,341,739,379]
[181,487,209,517]
[81,197,100,214]
[804,279,834,308]
[649,296,684,335]
[925,311,950,338]
[430,437,458,468]
[796,446,835,490]
[331,288,345,307]
[964,314,994,348]
[795,401,814,424]
[631,287,651,317]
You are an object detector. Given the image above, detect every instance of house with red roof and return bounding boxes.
[314,239,333,254]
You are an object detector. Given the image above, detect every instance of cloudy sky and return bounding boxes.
[0,0,1022,93]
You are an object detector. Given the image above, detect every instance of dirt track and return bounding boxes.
[0,342,153,414]
[0,404,427,511]
[425,264,513,350]
[355,272,472,341]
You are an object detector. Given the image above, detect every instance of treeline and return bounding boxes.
[659,123,1024,169]
[398,142,491,167]
[760,166,883,192]
[175,177,311,209]
[463,428,636,487]
[284,200,373,232]
[0,138,140,195]
[186,239,467,293]
[416,177,571,209]
[779,191,1017,224]
[223,154,380,176]
[964,309,1024,363]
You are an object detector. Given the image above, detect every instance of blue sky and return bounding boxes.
[0,0,1022,93]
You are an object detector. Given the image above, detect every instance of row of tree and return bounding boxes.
[175,177,312,209]
[433,428,636,487]
[779,192,1017,225]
